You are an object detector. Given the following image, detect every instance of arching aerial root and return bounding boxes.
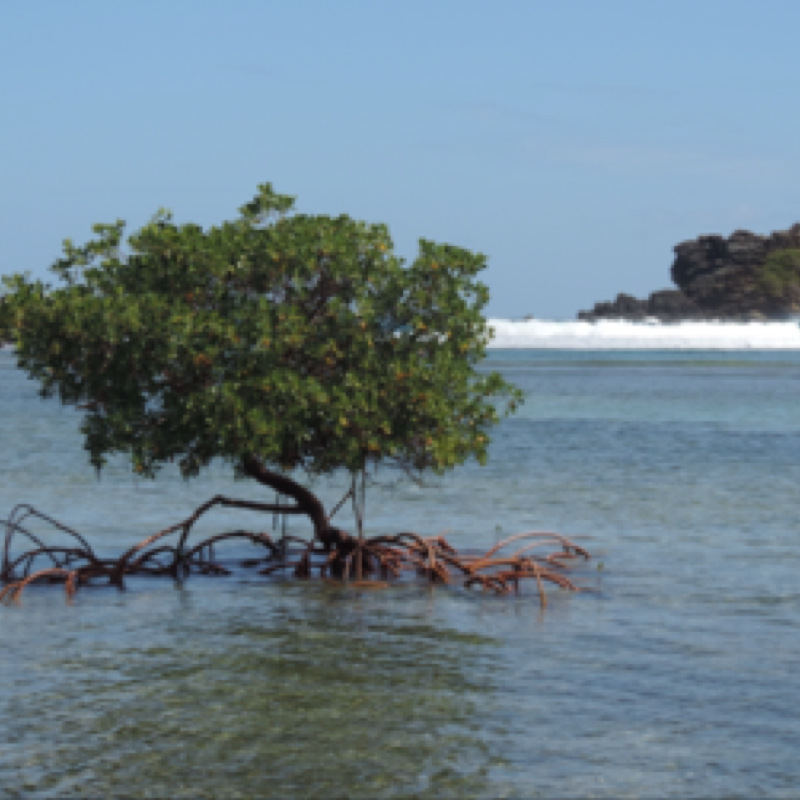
[2,502,593,609]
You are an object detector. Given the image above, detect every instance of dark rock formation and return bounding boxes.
[646,289,703,320]
[671,225,800,317]
[578,293,646,322]
[578,289,701,322]
[578,224,800,321]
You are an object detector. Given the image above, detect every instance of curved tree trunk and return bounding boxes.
[241,456,352,552]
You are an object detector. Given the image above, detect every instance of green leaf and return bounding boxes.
[0,182,523,485]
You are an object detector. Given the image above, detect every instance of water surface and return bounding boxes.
[2,349,799,798]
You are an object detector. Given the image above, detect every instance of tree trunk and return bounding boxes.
[241,456,352,552]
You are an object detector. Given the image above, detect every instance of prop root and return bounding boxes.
[2,501,593,609]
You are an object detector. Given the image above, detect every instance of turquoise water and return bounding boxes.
[2,349,800,798]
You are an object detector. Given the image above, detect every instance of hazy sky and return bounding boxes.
[3,0,800,318]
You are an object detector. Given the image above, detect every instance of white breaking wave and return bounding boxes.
[487,318,800,350]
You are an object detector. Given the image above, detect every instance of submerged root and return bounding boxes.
[1,501,593,609]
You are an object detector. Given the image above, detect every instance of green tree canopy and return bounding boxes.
[0,297,12,344]
[2,184,521,546]
[758,247,800,298]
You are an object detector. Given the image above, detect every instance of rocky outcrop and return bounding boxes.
[578,224,800,321]
[646,289,703,319]
[671,225,800,317]
[579,293,647,322]
[578,289,702,322]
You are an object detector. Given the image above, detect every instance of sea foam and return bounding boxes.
[487,318,800,350]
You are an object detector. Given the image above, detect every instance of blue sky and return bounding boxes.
[3,0,800,318]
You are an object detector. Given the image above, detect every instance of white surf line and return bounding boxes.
[487,319,800,350]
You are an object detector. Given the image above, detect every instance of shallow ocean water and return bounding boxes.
[2,348,799,798]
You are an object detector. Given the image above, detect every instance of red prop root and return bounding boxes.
[2,502,592,608]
